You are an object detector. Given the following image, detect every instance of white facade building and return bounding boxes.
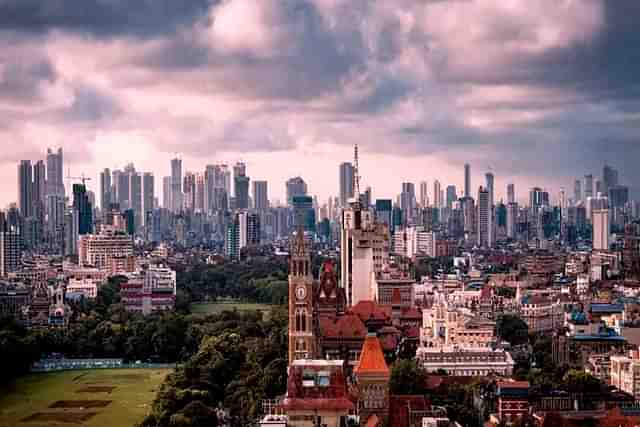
[66,277,99,299]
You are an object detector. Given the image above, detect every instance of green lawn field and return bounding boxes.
[190,302,273,318]
[0,369,170,427]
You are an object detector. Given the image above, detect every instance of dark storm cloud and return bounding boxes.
[0,54,56,102]
[136,0,366,101]
[64,85,120,122]
[0,0,215,37]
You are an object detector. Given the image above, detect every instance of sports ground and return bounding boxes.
[0,368,170,427]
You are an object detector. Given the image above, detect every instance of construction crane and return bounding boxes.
[66,170,92,187]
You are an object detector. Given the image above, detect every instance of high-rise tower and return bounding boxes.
[464,163,471,198]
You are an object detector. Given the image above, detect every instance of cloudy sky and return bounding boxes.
[0,0,638,207]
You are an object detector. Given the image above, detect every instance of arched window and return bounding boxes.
[295,309,307,332]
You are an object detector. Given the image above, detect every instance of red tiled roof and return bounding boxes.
[400,307,422,319]
[355,334,390,376]
[350,300,392,323]
[320,314,367,339]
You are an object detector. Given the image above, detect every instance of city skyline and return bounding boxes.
[5,147,632,210]
[1,1,639,206]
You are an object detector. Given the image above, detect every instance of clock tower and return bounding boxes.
[288,228,316,364]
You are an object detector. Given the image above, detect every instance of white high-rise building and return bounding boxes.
[46,147,64,197]
[339,162,355,208]
[485,172,495,207]
[341,202,390,307]
[592,209,610,251]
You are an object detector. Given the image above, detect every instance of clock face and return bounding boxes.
[296,286,307,301]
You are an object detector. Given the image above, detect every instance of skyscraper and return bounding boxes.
[339,162,355,207]
[233,161,246,197]
[529,187,550,212]
[18,160,33,218]
[114,169,130,210]
[603,164,619,194]
[584,174,593,201]
[100,168,111,212]
[143,173,154,226]
[609,185,629,208]
[592,209,610,251]
[507,183,515,204]
[419,181,429,208]
[183,172,196,211]
[72,184,93,235]
[446,185,457,209]
[477,186,492,248]
[485,172,494,207]
[286,177,308,206]
[33,160,46,209]
[46,147,64,197]
[235,175,250,210]
[171,157,183,213]
[292,196,316,232]
[0,225,21,277]
[252,180,269,210]
[464,163,471,198]
[507,202,518,239]
[574,179,582,205]
[162,176,172,209]
[129,171,142,231]
[400,182,416,224]
[433,180,442,208]
[204,165,216,213]
[195,173,205,211]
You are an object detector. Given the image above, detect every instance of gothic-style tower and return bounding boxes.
[288,228,315,364]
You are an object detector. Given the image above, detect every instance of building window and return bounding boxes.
[295,308,307,332]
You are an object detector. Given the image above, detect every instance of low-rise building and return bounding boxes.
[120,265,176,314]
[78,228,133,269]
[610,349,640,399]
[280,360,354,427]
[66,277,99,299]
[416,346,515,376]
[494,381,530,425]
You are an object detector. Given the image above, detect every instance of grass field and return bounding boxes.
[0,369,170,427]
[190,302,273,317]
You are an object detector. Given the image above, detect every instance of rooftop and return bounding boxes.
[355,334,390,377]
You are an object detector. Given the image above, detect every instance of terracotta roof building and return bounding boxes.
[355,333,390,427]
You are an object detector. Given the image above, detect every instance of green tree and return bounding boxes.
[389,359,427,395]
[496,315,529,345]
